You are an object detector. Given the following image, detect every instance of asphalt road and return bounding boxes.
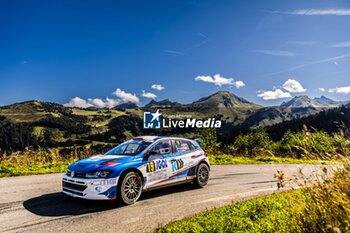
[0,164,328,233]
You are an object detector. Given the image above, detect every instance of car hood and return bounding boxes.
[68,154,133,172]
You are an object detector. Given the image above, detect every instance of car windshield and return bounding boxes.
[105,140,152,156]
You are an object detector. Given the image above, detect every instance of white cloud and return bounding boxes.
[65,97,121,109]
[234,80,245,89]
[88,98,106,108]
[282,79,306,93]
[113,88,140,103]
[141,90,157,99]
[329,86,350,94]
[151,84,165,91]
[257,89,291,100]
[104,97,121,108]
[332,41,350,48]
[268,9,350,16]
[195,74,245,88]
[64,97,93,108]
[254,50,296,57]
[319,88,326,92]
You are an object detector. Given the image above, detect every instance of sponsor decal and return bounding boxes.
[143,109,221,129]
[146,159,168,173]
[171,159,184,172]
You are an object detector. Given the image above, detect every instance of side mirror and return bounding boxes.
[149,150,158,155]
[144,150,158,158]
[195,138,203,143]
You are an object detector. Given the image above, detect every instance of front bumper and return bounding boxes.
[62,174,119,200]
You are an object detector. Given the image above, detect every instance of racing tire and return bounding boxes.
[193,163,210,188]
[118,171,143,205]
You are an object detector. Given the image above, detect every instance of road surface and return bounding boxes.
[0,164,327,233]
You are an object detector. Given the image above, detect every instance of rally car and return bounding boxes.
[62,136,210,204]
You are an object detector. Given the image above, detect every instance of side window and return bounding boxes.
[151,140,172,155]
[174,140,192,153]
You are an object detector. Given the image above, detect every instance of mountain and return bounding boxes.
[239,106,323,128]
[280,95,330,108]
[145,99,181,108]
[241,95,343,128]
[0,92,349,152]
[314,96,337,104]
[188,91,261,123]
[115,102,138,109]
[264,103,350,140]
[192,91,261,109]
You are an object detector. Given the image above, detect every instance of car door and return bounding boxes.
[143,139,174,189]
[169,139,196,180]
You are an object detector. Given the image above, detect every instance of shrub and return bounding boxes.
[279,130,336,159]
[234,129,272,156]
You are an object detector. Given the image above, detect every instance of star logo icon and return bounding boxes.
[150,109,162,122]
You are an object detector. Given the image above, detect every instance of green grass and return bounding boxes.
[0,153,335,177]
[209,154,335,165]
[0,162,69,177]
[156,191,302,233]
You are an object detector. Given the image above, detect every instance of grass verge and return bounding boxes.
[209,154,336,165]
[0,154,333,177]
[0,162,69,177]
[155,191,303,233]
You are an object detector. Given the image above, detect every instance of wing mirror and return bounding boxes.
[144,150,158,158]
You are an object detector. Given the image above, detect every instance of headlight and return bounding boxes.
[86,170,112,178]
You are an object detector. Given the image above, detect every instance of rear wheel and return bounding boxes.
[193,163,210,187]
[118,171,143,205]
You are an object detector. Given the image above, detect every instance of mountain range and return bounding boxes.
[0,91,349,151]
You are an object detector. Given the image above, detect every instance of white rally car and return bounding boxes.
[63,136,210,204]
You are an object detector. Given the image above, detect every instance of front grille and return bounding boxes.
[63,188,84,196]
[62,181,87,192]
[66,170,87,178]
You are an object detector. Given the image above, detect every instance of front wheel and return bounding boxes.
[193,163,210,187]
[118,171,143,205]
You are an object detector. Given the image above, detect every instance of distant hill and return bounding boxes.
[280,95,331,108]
[145,99,181,108]
[241,95,345,128]
[192,91,260,109]
[189,91,262,124]
[264,103,350,140]
[115,102,138,109]
[314,96,337,104]
[0,92,349,152]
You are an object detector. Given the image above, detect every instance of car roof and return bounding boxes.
[132,136,193,142]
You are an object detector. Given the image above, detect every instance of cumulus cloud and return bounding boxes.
[234,80,246,89]
[319,88,326,92]
[113,88,140,103]
[65,97,121,108]
[329,86,350,94]
[282,79,306,93]
[64,97,93,108]
[195,74,245,88]
[254,50,296,57]
[64,88,140,109]
[88,98,107,108]
[151,84,165,91]
[267,9,350,16]
[257,89,291,100]
[141,90,157,99]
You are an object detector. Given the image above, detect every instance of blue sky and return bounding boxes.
[1,0,350,107]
